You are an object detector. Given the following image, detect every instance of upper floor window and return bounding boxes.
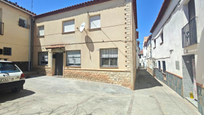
[38,26,44,37]
[100,48,118,67]
[160,32,164,45]
[63,20,75,33]
[154,39,156,49]
[90,15,101,30]
[3,47,12,56]
[19,17,28,28]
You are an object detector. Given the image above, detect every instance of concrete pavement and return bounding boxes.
[0,69,201,115]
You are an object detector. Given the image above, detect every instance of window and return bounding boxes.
[100,48,118,67]
[154,39,156,49]
[3,47,11,56]
[162,61,166,73]
[0,49,2,55]
[160,32,164,44]
[63,20,75,33]
[19,17,27,28]
[90,15,101,29]
[158,61,161,70]
[38,52,48,65]
[66,50,81,66]
[38,26,44,37]
[0,63,20,73]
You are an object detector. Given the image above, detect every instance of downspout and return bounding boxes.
[28,16,33,71]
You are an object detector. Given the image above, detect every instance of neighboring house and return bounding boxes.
[150,0,204,113]
[146,35,153,75]
[0,0,35,71]
[142,36,148,68]
[138,49,144,67]
[33,0,138,89]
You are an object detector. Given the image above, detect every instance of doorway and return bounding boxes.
[55,53,63,76]
[182,55,197,106]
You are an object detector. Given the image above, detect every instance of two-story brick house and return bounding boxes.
[0,0,35,71]
[33,0,138,89]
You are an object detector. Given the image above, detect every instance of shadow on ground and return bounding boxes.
[0,89,35,103]
[134,69,162,90]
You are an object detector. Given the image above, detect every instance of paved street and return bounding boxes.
[0,70,200,115]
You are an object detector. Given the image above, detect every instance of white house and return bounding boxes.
[142,36,148,69]
[150,0,204,113]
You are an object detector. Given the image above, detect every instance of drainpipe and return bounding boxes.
[28,15,32,71]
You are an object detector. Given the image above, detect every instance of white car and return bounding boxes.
[0,60,25,93]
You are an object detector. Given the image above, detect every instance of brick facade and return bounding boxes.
[64,69,132,89]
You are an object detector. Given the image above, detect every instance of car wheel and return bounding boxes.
[11,88,20,93]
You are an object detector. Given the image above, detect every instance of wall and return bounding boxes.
[155,68,183,97]
[33,0,137,89]
[0,2,30,63]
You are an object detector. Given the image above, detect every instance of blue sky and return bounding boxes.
[9,0,163,50]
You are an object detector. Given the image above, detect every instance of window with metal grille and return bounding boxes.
[38,52,48,65]
[100,48,118,67]
[3,47,11,56]
[66,50,81,66]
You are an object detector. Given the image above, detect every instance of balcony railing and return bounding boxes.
[0,22,4,35]
[182,17,197,48]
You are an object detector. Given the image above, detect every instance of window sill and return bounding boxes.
[100,67,119,69]
[62,31,75,34]
[89,28,101,31]
[19,25,29,29]
[38,36,45,38]
[66,66,81,68]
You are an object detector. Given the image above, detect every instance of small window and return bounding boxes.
[19,17,27,28]
[3,47,11,56]
[38,26,44,37]
[38,52,48,65]
[63,20,75,33]
[100,48,118,67]
[0,49,2,54]
[90,15,101,29]
[160,32,164,44]
[66,50,81,66]
[162,61,166,73]
[154,39,156,48]
[158,61,161,70]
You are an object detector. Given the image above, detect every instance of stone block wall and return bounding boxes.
[197,84,204,115]
[155,68,183,97]
[64,69,132,89]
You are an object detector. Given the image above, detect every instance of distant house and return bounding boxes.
[142,36,148,68]
[138,49,144,67]
[0,0,35,71]
[33,0,138,89]
[150,0,204,113]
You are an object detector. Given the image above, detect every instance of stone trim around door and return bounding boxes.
[155,68,183,97]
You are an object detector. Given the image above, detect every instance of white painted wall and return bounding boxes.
[151,0,204,85]
[194,0,204,85]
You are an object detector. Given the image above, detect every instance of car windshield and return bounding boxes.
[0,62,21,73]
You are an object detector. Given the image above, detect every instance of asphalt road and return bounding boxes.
[0,70,201,115]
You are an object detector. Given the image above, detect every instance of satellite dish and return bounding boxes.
[79,22,85,32]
